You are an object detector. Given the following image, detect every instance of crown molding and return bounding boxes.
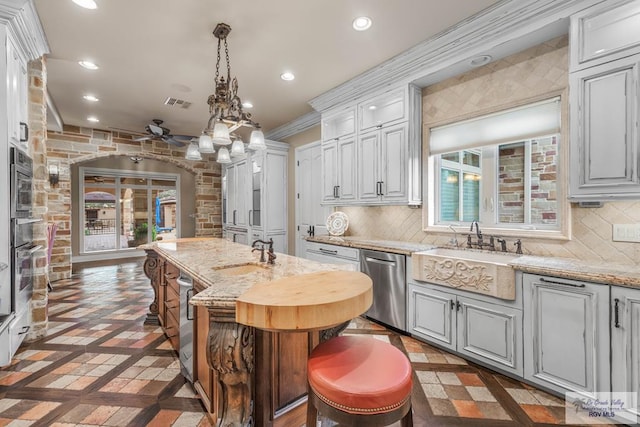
[0,0,49,60]
[309,0,602,113]
[265,110,321,141]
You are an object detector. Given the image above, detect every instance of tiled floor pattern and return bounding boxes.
[0,260,598,426]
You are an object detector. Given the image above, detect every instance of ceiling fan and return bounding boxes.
[133,119,193,147]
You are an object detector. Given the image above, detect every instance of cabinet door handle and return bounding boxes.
[311,225,315,236]
[614,298,620,328]
[333,186,337,198]
[19,325,31,335]
[249,210,252,226]
[450,300,455,310]
[539,277,585,288]
[335,185,340,198]
[456,301,461,312]
[20,122,29,142]
[0,262,8,272]
[233,210,237,225]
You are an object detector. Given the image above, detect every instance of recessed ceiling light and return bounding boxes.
[242,101,253,109]
[87,116,99,123]
[280,72,295,81]
[469,55,492,67]
[83,94,99,102]
[72,0,97,9]
[78,61,99,70]
[352,17,372,31]
[368,105,377,110]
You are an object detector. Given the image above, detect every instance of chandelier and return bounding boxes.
[186,23,266,163]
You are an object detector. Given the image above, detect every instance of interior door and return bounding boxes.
[295,142,329,257]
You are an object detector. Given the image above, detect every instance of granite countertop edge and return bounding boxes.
[306,235,640,289]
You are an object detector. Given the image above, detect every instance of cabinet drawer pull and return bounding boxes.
[0,262,8,272]
[319,248,338,255]
[614,298,620,328]
[18,326,30,335]
[539,277,585,288]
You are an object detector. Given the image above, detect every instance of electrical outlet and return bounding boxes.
[613,224,640,243]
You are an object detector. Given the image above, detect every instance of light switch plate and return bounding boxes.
[613,224,640,243]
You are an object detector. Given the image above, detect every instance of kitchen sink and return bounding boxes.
[412,248,519,300]
[213,262,272,276]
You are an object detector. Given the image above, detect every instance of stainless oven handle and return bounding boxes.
[15,218,42,225]
[0,262,8,272]
[365,257,397,267]
[19,245,43,255]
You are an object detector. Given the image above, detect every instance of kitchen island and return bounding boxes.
[141,238,369,427]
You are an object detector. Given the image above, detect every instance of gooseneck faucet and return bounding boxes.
[470,221,483,246]
[252,238,276,264]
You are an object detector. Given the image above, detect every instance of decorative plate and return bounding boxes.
[326,211,349,236]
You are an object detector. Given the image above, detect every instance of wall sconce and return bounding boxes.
[48,162,59,186]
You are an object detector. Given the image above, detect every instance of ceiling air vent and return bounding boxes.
[164,97,192,109]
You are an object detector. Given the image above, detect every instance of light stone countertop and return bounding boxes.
[307,235,640,289]
[510,255,640,289]
[141,238,349,309]
[306,235,436,255]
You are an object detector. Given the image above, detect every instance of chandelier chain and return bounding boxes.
[224,38,231,84]
[215,37,221,82]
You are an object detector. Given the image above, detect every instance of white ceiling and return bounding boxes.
[34,0,500,139]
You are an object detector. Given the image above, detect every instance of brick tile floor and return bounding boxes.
[0,260,597,426]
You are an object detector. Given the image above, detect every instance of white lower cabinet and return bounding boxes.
[408,281,522,376]
[523,274,610,399]
[611,286,640,417]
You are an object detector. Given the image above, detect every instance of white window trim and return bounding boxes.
[424,93,571,241]
[79,167,181,256]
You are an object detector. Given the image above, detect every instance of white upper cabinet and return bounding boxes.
[569,0,640,200]
[225,141,288,252]
[320,84,421,206]
[358,88,406,132]
[357,123,407,203]
[224,158,249,228]
[571,0,640,71]
[321,107,355,142]
[6,32,28,150]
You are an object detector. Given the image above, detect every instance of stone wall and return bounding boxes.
[45,127,222,282]
[25,56,222,338]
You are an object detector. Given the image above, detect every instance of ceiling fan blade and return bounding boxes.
[172,134,197,141]
[133,135,153,142]
[162,136,185,147]
[147,123,164,136]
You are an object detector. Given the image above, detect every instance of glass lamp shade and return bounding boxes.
[248,129,266,150]
[185,142,202,160]
[198,133,215,153]
[216,146,232,164]
[212,123,232,145]
[230,139,245,157]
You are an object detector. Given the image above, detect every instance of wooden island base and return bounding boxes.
[141,241,368,427]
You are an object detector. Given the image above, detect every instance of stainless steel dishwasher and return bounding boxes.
[361,249,406,331]
[177,272,194,383]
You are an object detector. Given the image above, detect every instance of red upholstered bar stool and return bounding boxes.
[306,335,413,426]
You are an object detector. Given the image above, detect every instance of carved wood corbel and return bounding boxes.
[208,307,255,427]
[143,250,164,325]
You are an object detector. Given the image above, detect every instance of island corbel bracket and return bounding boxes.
[143,250,164,325]
[208,307,255,427]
